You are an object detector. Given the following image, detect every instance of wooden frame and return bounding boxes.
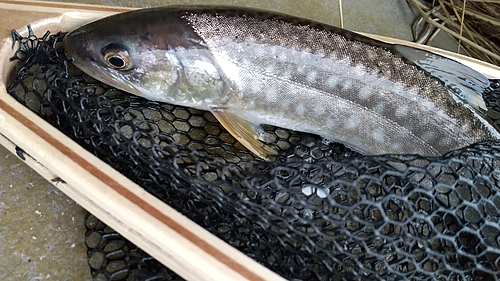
[1,1,499,280]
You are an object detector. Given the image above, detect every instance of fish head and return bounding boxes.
[63,9,226,109]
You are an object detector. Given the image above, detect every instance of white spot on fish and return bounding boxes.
[358,86,372,100]
[421,131,435,142]
[395,105,409,118]
[327,76,339,88]
[297,64,306,74]
[373,128,386,143]
[391,142,402,150]
[296,103,305,115]
[266,87,278,102]
[345,115,361,130]
[314,102,325,115]
[341,79,353,91]
[250,81,261,94]
[307,71,318,84]
[373,103,386,114]
[439,137,452,147]
[326,119,335,128]
[282,98,291,109]
[247,100,256,109]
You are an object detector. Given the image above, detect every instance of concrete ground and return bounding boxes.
[0,144,90,281]
[0,0,458,280]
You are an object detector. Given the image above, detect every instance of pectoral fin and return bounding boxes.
[210,107,277,160]
[393,44,488,112]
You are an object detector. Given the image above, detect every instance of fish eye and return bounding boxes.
[102,43,134,70]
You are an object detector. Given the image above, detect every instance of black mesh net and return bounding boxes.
[6,27,500,281]
[84,213,184,281]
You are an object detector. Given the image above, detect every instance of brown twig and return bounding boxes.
[408,0,500,65]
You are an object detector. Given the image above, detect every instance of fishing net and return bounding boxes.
[6,27,500,281]
[84,213,184,281]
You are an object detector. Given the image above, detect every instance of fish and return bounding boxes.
[63,6,500,160]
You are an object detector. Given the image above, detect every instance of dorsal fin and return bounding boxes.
[393,44,489,112]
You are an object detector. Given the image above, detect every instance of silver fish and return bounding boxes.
[63,7,500,159]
